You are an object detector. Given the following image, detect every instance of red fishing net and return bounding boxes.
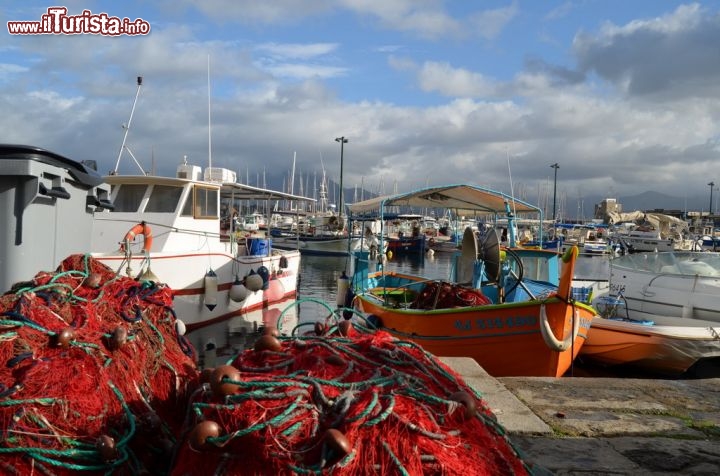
[171,321,529,475]
[0,254,199,474]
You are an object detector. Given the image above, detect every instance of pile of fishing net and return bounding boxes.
[172,316,530,475]
[412,281,492,309]
[0,254,199,475]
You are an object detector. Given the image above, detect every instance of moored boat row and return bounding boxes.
[2,144,718,380]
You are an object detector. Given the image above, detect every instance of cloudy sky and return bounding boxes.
[3,1,720,216]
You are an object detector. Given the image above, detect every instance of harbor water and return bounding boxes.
[298,250,610,308]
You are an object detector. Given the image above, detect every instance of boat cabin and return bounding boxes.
[94,162,314,253]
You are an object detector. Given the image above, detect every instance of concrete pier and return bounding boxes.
[442,357,720,475]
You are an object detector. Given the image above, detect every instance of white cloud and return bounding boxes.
[416,61,498,97]
[255,42,339,60]
[170,0,333,24]
[258,63,348,80]
[468,1,519,40]
[573,3,720,99]
[3,0,720,208]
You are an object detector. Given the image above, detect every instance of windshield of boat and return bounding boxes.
[619,252,720,276]
[110,184,184,213]
[146,185,184,213]
[111,184,145,212]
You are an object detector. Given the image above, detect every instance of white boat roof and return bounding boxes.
[221,181,314,203]
[348,184,540,216]
[104,173,314,203]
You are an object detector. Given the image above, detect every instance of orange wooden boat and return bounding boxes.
[348,185,598,377]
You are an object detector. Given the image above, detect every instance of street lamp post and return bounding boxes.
[709,181,715,215]
[335,137,348,217]
[551,163,559,222]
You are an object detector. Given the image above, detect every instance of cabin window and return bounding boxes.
[111,184,147,212]
[192,186,219,219]
[520,257,550,282]
[145,185,183,213]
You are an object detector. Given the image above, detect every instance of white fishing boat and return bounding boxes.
[91,75,314,331]
[270,231,363,256]
[236,210,267,232]
[92,160,313,332]
[269,167,363,256]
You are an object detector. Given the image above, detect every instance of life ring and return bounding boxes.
[539,304,580,352]
[120,222,153,253]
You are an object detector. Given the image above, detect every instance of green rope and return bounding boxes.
[209,394,304,445]
[0,398,56,407]
[361,394,395,427]
[0,318,50,334]
[345,390,379,423]
[382,441,410,476]
[299,374,399,390]
[142,311,165,346]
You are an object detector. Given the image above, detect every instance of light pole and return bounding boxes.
[709,181,715,215]
[335,136,348,217]
[551,163,559,222]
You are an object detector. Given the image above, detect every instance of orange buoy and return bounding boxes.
[119,222,153,253]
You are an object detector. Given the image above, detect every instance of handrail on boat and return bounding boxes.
[647,272,710,288]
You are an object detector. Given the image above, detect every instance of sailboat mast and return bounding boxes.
[290,152,296,196]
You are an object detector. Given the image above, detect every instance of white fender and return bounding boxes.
[245,271,264,292]
[204,269,218,311]
[175,319,187,336]
[539,304,580,352]
[336,271,349,307]
[229,276,249,302]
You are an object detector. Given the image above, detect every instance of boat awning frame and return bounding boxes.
[220,182,315,203]
[348,184,541,218]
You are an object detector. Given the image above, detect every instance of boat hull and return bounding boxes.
[271,236,361,256]
[581,316,720,376]
[617,235,675,252]
[94,250,300,331]
[354,287,594,377]
[386,235,426,255]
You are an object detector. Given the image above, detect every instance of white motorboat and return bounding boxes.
[579,295,720,376]
[270,231,363,256]
[614,227,675,252]
[607,211,697,252]
[92,160,313,332]
[605,251,720,322]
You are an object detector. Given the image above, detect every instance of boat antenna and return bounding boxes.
[113,75,147,175]
[506,148,517,216]
[207,54,212,170]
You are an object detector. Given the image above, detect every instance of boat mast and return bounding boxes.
[114,76,147,175]
[207,55,212,170]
